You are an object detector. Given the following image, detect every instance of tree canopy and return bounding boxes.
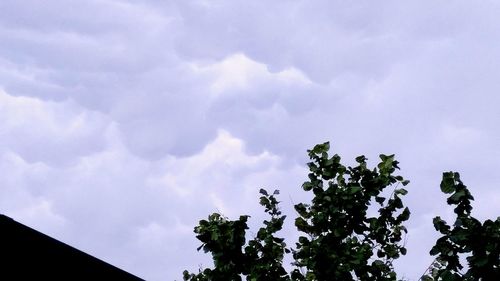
[182,142,500,281]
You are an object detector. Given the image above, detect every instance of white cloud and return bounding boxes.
[190,53,311,95]
[152,129,284,215]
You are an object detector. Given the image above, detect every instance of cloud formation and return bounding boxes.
[1,1,500,280]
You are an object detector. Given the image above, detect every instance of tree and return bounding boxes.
[182,142,500,281]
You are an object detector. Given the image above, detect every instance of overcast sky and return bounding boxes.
[1,1,500,280]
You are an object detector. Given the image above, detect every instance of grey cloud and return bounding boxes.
[2,0,500,161]
[0,91,109,166]
[1,127,298,280]
[0,0,169,35]
[172,0,417,83]
[1,1,500,280]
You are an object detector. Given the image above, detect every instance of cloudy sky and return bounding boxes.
[1,1,500,280]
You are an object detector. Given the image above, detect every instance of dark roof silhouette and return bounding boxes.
[0,214,144,280]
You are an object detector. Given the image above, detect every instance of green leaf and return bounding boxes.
[378,154,395,172]
[440,172,456,194]
[260,196,270,207]
[349,186,362,194]
[355,155,367,163]
[377,250,385,258]
[375,196,385,204]
[398,207,411,221]
[432,216,450,234]
[302,182,313,191]
[447,190,465,204]
[295,217,309,232]
[312,142,330,154]
[395,188,408,196]
[400,247,407,255]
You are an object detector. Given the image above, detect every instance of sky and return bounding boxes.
[1,1,500,280]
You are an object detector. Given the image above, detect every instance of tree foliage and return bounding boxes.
[422,172,500,281]
[182,142,499,281]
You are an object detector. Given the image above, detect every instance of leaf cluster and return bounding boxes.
[291,142,410,281]
[182,142,499,281]
[183,189,289,281]
[422,172,500,281]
